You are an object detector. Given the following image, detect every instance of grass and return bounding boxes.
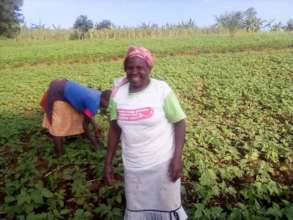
[1,32,293,68]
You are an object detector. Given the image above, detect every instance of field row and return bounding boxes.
[1,32,293,68]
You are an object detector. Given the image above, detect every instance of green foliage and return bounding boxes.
[215,7,265,35]
[241,7,264,32]
[95,19,114,30]
[216,11,243,36]
[0,0,23,38]
[269,22,283,32]
[285,19,293,31]
[0,33,292,219]
[73,15,93,35]
[69,30,83,40]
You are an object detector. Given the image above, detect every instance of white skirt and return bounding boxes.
[124,160,188,220]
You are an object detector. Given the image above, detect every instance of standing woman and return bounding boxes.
[104,46,187,219]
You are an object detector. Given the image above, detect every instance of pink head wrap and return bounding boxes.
[124,46,155,69]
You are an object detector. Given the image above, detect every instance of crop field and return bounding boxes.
[0,32,293,219]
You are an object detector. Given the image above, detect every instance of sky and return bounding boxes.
[22,0,293,28]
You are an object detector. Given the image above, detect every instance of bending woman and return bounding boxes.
[40,79,111,156]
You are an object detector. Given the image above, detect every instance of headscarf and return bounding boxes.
[124,46,155,69]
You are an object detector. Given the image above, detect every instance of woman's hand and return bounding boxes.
[169,119,186,182]
[94,127,102,139]
[94,143,100,150]
[169,156,183,182]
[83,119,100,150]
[104,164,115,186]
[104,120,121,185]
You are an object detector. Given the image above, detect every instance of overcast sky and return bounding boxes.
[22,0,293,28]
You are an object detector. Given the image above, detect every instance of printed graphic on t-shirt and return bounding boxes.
[118,107,154,121]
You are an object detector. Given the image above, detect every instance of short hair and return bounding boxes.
[101,89,111,101]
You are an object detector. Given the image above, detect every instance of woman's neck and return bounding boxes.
[129,78,151,93]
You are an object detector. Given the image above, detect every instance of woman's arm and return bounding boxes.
[88,117,102,138]
[83,118,100,150]
[169,119,186,182]
[104,120,121,186]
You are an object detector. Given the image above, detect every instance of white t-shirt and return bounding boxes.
[110,78,186,171]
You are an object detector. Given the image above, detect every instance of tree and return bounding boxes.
[177,19,197,28]
[140,22,158,29]
[215,8,266,34]
[241,7,264,32]
[215,11,243,36]
[284,19,293,31]
[0,0,23,38]
[73,15,93,33]
[269,22,283,32]
[95,19,114,30]
[30,22,46,30]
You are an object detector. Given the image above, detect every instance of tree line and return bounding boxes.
[1,0,293,39]
[214,8,293,35]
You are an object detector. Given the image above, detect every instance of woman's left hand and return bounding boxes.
[94,128,102,139]
[169,157,183,182]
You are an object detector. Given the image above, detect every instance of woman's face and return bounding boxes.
[125,57,151,91]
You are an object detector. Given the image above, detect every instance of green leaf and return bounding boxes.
[30,190,44,204]
[41,188,54,198]
[228,208,242,220]
[4,195,16,203]
[284,205,293,220]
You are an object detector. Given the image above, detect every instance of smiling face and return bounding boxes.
[124,57,151,92]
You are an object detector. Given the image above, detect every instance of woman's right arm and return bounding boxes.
[104,120,121,186]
